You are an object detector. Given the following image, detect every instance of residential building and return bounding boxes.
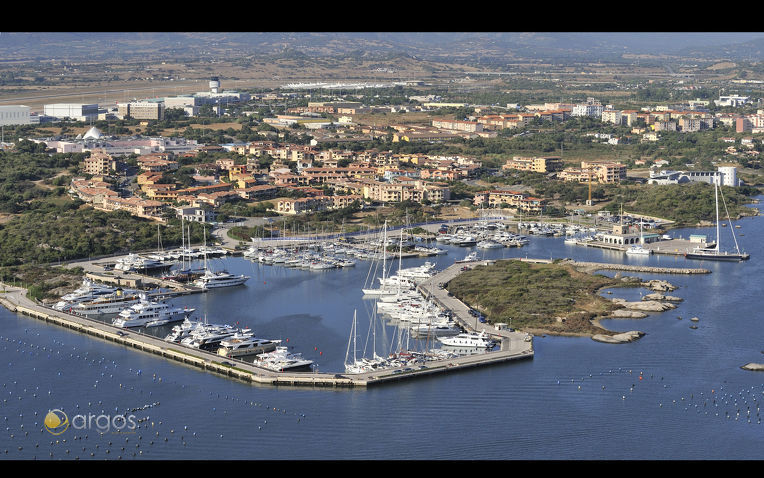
[679,118,701,133]
[472,190,544,213]
[83,149,118,176]
[432,119,483,132]
[560,161,626,184]
[601,109,622,125]
[177,206,216,223]
[571,98,604,118]
[502,156,564,173]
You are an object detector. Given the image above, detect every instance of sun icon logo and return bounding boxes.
[44,409,69,435]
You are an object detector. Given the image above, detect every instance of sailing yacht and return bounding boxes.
[625,217,652,256]
[685,182,749,262]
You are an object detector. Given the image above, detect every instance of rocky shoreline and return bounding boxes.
[591,278,685,343]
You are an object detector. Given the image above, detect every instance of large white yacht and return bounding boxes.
[409,322,461,338]
[395,262,438,282]
[438,331,496,349]
[455,251,479,263]
[255,346,314,372]
[54,279,118,311]
[180,325,244,351]
[70,291,144,318]
[217,335,280,358]
[193,269,250,289]
[112,297,194,328]
[114,253,166,272]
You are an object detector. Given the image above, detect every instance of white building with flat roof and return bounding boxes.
[0,105,31,126]
[43,103,99,122]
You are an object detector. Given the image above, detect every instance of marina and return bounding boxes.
[0,239,537,387]
[28,217,720,389]
[0,211,762,460]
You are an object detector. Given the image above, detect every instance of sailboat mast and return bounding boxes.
[715,182,720,253]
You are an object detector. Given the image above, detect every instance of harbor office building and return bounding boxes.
[598,224,660,246]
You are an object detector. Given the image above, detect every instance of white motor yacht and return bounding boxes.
[54,280,118,311]
[193,269,250,289]
[410,323,461,338]
[438,331,496,349]
[455,251,479,263]
[255,346,314,372]
[217,336,280,358]
[70,291,143,318]
[477,240,503,249]
[112,297,194,328]
[625,244,652,256]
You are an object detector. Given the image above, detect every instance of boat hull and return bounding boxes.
[685,252,749,262]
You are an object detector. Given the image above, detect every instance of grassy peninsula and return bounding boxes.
[446,260,623,337]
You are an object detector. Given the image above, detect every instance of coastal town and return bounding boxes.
[1,83,761,229]
[2,32,764,463]
[0,33,763,380]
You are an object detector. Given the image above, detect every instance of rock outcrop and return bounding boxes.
[741,363,764,372]
[643,293,683,302]
[611,298,677,312]
[609,309,648,319]
[643,279,677,292]
[592,331,644,344]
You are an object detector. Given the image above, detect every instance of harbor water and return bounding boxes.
[1,205,763,460]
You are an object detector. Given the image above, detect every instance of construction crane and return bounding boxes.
[585,165,595,206]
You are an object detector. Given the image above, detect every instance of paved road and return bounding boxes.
[418,261,533,352]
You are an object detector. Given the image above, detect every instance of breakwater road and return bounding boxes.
[417,261,535,352]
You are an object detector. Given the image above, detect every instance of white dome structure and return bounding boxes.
[83,126,103,140]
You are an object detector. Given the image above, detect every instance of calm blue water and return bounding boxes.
[1,205,763,460]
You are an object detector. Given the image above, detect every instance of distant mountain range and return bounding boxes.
[2,32,763,63]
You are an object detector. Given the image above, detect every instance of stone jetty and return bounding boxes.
[569,260,709,275]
